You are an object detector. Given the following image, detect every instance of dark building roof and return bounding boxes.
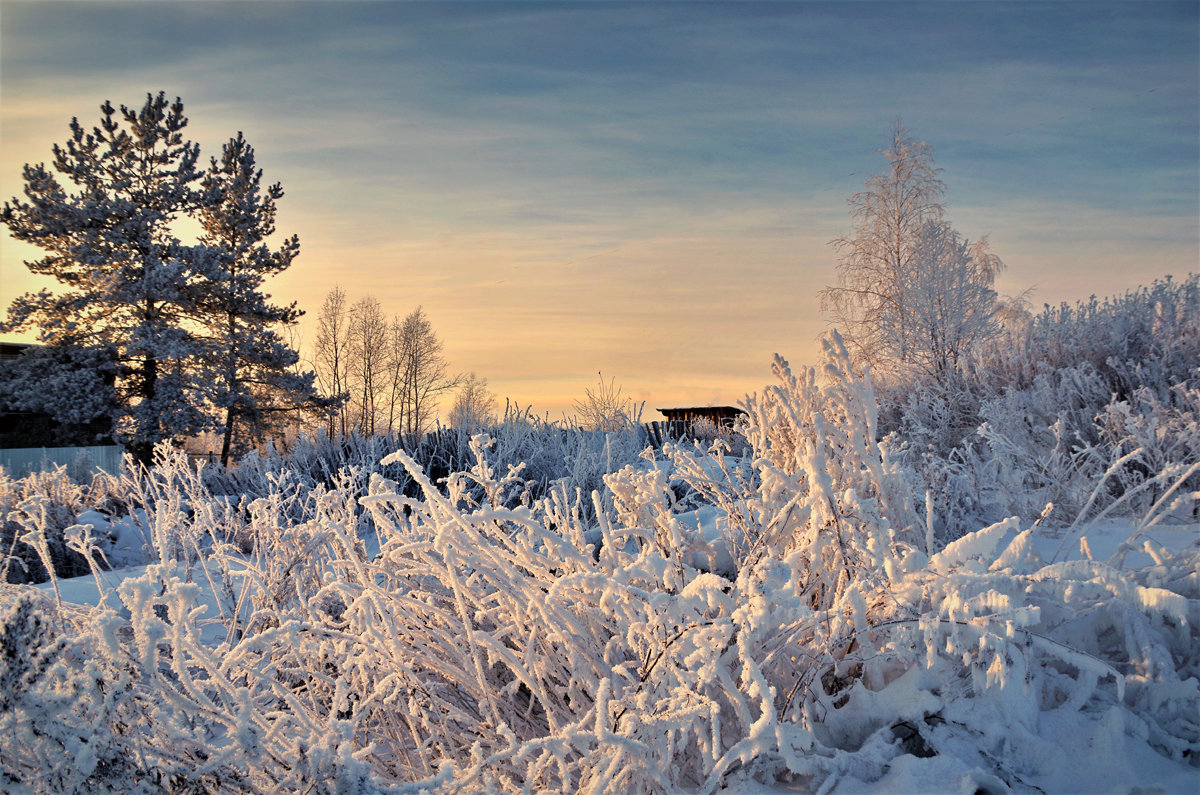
[657,406,746,427]
[0,340,113,448]
[0,342,36,362]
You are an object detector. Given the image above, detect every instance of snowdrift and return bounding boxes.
[1,336,1197,793]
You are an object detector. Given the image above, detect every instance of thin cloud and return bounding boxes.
[1,1,1196,417]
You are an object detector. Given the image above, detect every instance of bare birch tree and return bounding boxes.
[383,315,408,434]
[448,373,497,431]
[346,296,389,436]
[394,306,459,436]
[312,286,351,436]
[821,122,1003,382]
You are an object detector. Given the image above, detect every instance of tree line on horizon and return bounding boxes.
[0,92,499,466]
[0,94,1191,480]
[308,285,499,439]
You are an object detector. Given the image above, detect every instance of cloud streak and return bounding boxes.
[1,1,1196,418]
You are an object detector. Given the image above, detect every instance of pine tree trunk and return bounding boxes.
[132,354,159,465]
[221,407,235,468]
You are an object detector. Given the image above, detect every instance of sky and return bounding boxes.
[1,1,1197,421]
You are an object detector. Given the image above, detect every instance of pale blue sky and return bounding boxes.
[2,1,1197,417]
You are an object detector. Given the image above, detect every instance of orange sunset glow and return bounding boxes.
[2,2,1196,421]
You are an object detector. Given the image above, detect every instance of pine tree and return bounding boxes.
[196,132,328,465]
[1,93,212,462]
[0,343,118,447]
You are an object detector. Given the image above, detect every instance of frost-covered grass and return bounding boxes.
[884,274,1200,542]
[1,336,1198,793]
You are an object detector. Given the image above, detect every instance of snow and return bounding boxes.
[3,326,1198,792]
[1032,519,1196,568]
[16,446,1196,794]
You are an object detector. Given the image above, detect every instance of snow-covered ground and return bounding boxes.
[5,335,1198,792]
[32,503,1199,794]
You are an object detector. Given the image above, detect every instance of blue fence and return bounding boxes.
[0,445,125,478]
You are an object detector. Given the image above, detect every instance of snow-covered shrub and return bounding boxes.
[221,404,651,521]
[679,416,751,460]
[1025,274,1199,397]
[572,372,644,433]
[0,562,390,792]
[669,333,916,568]
[0,590,151,793]
[1095,382,1200,518]
[317,425,904,791]
[972,364,1112,518]
[219,428,398,497]
[118,445,233,565]
[0,465,111,584]
[967,274,1198,514]
[4,337,1198,792]
[872,274,1200,539]
[968,366,1200,533]
[841,517,1200,789]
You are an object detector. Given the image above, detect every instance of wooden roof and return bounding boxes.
[656,406,747,426]
[0,342,35,362]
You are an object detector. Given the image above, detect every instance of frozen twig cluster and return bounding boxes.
[1,336,1197,793]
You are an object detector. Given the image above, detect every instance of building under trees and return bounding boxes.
[0,92,325,464]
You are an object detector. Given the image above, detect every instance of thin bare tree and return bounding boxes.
[394,306,460,436]
[346,296,389,436]
[448,373,497,432]
[312,286,351,436]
